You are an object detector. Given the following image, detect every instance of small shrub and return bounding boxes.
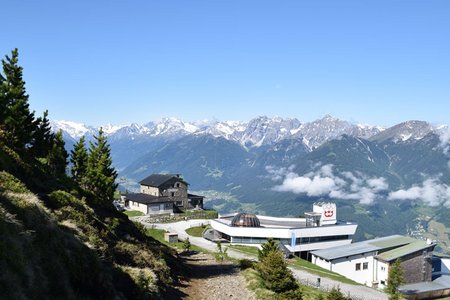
[215,240,228,262]
[280,287,303,300]
[326,287,350,300]
[120,266,158,295]
[238,259,256,270]
[0,171,30,193]
[133,221,146,235]
[182,238,191,252]
[48,190,83,209]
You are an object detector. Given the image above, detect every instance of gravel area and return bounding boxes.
[176,252,256,300]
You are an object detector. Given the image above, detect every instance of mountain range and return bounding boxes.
[52,115,450,249]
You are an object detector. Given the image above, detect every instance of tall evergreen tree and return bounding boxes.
[0,65,6,125]
[47,130,68,177]
[70,136,88,186]
[0,49,36,152]
[387,259,404,300]
[31,110,54,157]
[87,128,118,206]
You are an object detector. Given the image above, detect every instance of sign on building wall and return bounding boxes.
[313,202,337,225]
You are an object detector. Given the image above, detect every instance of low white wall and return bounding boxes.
[441,258,450,274]
[128,201,148,215]
[332,253,376,286]
[312,252,377,287]
[376,260,389,288]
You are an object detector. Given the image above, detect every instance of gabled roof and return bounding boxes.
[139,174,188,187]
[376,240,435,262]
[311,235,416,261]
[125,193,174,204]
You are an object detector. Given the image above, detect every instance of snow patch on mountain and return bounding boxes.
[50,120,95,138]
[369,120,434,143]
[53,115,448,151]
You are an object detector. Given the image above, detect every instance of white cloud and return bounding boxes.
[388,179,450,206]
[271,164,389,204]
[265,165,295,182]
[367,177,389,191]
[438,127,450,154]
[274,173,337,196]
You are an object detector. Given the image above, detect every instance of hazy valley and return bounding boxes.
[53,115,450,253]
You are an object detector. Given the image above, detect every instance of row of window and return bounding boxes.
[231,235,350,245]
[355,262,369,271]
[296,235,350,244]
[150,203,172,211]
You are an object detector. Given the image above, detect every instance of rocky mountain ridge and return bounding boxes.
[53,115,430,149]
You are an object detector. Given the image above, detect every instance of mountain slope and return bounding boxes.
[121,134,253,190]
[0,171,180,299]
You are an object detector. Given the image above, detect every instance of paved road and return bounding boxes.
[132,218,388,300]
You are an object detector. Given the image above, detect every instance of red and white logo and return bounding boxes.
[324,210,334,218]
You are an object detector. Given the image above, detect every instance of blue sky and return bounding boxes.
[2,1,449,126]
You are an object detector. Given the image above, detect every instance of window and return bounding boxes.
[171,192,175,197]
[176,201,183,206]
[151,205,159,211]
[355,263,361,271]
[363,262,368,270]
[381,266,386,271]
[175,182,180,188]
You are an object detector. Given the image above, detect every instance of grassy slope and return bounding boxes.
[0,171,181,299]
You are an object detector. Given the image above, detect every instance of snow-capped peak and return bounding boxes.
[51,115,388,149]
[101,123,127,135]
[50,120,94,138]
[146,117,199,136]
[369,120,433,143]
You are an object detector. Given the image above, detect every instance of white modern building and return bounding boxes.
[311,235,436,288]
[207,202,358,259]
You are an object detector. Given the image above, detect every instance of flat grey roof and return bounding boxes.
[400,274,450,295]
[125,193,174,204]
[311,235,415,261]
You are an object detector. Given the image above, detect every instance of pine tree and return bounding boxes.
[387,259,404,300]
[257,250,299,294]
[0,49,36,152]
[70,136,88,186]
[86,128,118,206]
[47,130,68,177]
[31,110,54,157]
[0,65,6,124]
[258,238,279,261]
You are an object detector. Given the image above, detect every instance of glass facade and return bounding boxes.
[230,234,350,245]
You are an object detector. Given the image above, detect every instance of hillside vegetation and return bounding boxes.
[0,49,180,299]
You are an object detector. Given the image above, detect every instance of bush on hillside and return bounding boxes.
[0,171,30,194]
[48,190,83,209]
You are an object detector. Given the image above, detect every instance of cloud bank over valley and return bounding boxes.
[269,164,450,206]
